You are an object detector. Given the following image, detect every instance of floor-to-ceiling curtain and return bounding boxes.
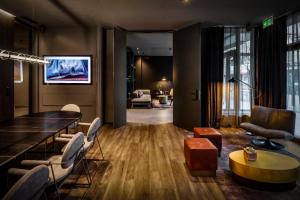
[254,17,287,108]
[201,27,224,128]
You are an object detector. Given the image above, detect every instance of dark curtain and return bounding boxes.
[254,17,287,108]
[201,27,224,128]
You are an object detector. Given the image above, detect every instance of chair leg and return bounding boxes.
[50,165,60,200]
[43,191,48,200]
[81,154,92,185]
[44,140,48,160]
[97,137,105,161]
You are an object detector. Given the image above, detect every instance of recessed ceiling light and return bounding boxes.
[181,0,191,5]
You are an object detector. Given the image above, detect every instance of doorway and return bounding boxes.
[126,32,173,124]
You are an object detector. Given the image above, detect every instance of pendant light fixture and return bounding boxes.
[0,49,49,64]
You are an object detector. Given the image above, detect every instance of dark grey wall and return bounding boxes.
[134,56,173,91]
[0,11,14,121]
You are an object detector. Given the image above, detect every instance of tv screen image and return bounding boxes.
[44,56,92,84]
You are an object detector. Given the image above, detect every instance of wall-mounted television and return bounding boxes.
[44,55,92,84]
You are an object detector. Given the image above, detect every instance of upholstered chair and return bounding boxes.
[8,132,87,197]
[169,88,174,105]
[240,106,296,150]
[61,104,81,133]
[4,165,49,200]
[61,104,81,113]
[56,117,104,160]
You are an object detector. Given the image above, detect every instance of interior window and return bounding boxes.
[222,28,254,117]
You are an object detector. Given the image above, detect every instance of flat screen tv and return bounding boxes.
[44,56,92,84]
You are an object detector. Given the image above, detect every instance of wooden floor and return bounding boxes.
[127,108,173,124]
[63,123,226,200]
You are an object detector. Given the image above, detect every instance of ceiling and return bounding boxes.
[0,0,299,30]
[127,33,172,56]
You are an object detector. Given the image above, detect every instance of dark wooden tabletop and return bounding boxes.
[0,111,81,167]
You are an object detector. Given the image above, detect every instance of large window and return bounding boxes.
[222,28,254,118]
[287,13,300,112]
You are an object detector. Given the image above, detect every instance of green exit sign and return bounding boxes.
[263,16,273,29]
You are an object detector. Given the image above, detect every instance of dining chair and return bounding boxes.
[8,132,88,199]
[61,104,81,113]
[61,104,81,133]
[3,165,49,200]
[56,117,104,161]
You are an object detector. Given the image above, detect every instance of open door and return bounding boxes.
[113,28,127,128]
[173,24,202,131]
[104,28,127,128]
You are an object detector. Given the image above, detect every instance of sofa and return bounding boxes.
[131,89,152,108]
[240,105,296,150]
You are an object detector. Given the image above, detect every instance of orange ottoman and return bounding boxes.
[184,138,218,176]
[194,127,222,156]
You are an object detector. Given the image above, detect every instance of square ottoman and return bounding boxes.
[194,127,222,156]
[184,138,218,176]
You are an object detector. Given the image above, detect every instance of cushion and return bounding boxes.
[267,109,296,133]
[140,89,150,95]
[131,91,139,99]
[131,94,151,102]
[250,106,270,128]
[86,117,101,142]
[48,155,73,184]
[240,122,266,135]
[137,90,143,97]
[240,122,293,139]
[61,132,84,168]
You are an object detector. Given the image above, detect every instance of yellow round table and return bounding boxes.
[229,150,300,184]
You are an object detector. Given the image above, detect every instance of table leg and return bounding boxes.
[52,135,55,152]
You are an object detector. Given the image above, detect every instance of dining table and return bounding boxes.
[0,111,82,168]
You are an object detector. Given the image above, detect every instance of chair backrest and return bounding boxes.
[170,88,173,96]
[134,89,150,95]
[86,117,102,142]
[251,105,296,134]
[3,165,49,200]
[61,104,80,113]
[61,132,84,168]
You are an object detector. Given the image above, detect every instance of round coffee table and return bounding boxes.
[157,95,168,104]
[229,150,299,184]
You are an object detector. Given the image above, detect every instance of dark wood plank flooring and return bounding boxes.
[59,124,300,200]
[61,123,226,200]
